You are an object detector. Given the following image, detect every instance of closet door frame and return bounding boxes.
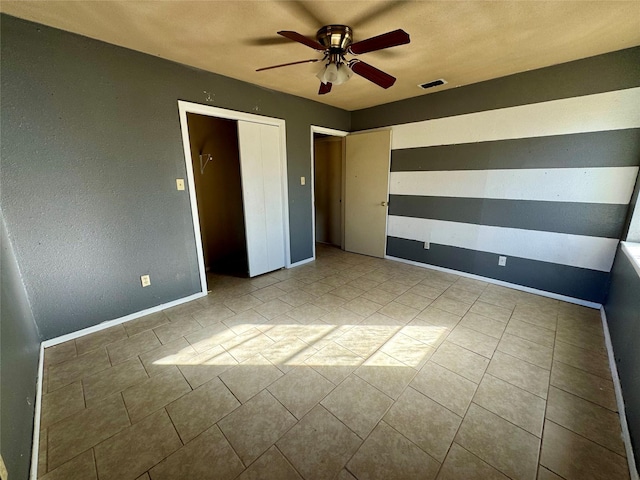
[177,100,290,293]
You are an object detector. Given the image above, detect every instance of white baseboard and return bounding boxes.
[41,292,207,348]
[29,343,45,480]
[601,307,639,480]
[385,255,602,309]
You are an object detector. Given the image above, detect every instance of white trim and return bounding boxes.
[41,292,205,348]
[310,125,349,260]
[177,100,291,286]
[621,242,640,278]
[29,343,45,480]
[288,257,315,268]
[385,254,602,309]
[600,308,640,480]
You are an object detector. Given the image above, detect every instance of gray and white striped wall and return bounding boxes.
[352,47,640,304]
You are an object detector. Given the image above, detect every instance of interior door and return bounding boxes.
[344,129,392,258]
[237,121,286,277]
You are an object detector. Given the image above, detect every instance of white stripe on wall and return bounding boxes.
[389,167,638,205]
[387,216,619,272]
[391,87,640,150]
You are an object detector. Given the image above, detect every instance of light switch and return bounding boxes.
[301,176,306,186]
[176,178,185,191]
[141,275,151,287]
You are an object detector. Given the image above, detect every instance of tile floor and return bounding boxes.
[36,244,630,480]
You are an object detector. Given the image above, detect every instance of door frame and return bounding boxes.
[178,100,290,293]
[310,125,348,260]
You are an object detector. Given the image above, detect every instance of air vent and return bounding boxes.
[419,79,447,89]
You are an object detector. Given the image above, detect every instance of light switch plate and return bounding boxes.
[498,256,507,266]
[141,275,151,287]
[176,178,185,191]
[301,176,306,186]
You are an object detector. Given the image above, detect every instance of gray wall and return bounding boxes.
[604,247,640,462]
[1,213,41,480]
[352,47,640,303]
[0,14,350,340]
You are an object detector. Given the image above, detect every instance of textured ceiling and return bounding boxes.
[2,1,639,111]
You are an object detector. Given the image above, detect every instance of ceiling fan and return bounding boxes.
[257,25,410,95]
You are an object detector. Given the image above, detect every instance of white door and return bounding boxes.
[344,129,392,258]
[237,121,286,277]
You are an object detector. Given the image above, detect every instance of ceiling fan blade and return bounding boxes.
[349,60,396,89]
[244,36,291,47]
[256,58,319,72]
[348,29,410,55]
[278,31,325,51]
[318,82,332,95]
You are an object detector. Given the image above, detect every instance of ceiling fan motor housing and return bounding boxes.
[316,25,353,52]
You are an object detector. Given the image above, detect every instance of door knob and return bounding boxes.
[381,201,388,207]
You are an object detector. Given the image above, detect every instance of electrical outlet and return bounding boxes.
[301,176,306,186]
[176,178,185,191]
[140,275,151,287]
[498,256,507,267]
[424,241,430,249]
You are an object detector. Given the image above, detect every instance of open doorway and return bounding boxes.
[186,113,248,277]
[313,133,344,248]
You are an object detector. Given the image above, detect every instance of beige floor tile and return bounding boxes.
[468,301,513,323]
[477,290,517,310]
[185,322,237,353]
[453,277,488,294]
[261,336,317,372]
[416,306,462,329]
[378,280,412,296]
[254,298,294,320]
[149,425,243,480]
[361,287,399,305]
[347,277,381,291]
[431,341,489,384]
[163,300,204,321]
[384,387,461,461]
[497,333,553,369]
[237,446,302,480]
[408,283,445,300]
[337,469,357,480]
[553,340,612,380]
[455,403,540,480]
[48,394,130,470]
[285,303,328,323]
[177,344,238,389]
[122,367,191,423]
[540,420,629,480]
[347,421,440,480]
[83,358,148,406]
[411,362,477,416]
[546,386,625,456]
[40,450,96,480]
[302,281,335,297]
[268,366,334,419]
[252,285,287,302]
[257,318,307,342]
[550,362,617,411]
[191,303,235,327]
[330,285,365,301]
[152,317,201,345]
[394,291,434,310]
[311,293,349,311]
[355,351,417,400]
[44,341,77,368]
[219,353,283,403]
[321,375,393,438]
[537,466,564,480]
[511,306,557,332]
[473,374,546,437]
[381,333,435,369]
[48,348,111,392]
[75,325,127,356]
[447,325,499,358]
[107,330,161,365]
[343,296,382,317]
[360,312,406,327]
[318,274,351,288]
[459,312,506,339]
[487,351,550,399]
[138,337,197,377]
[400,319,450,348]
[224,294,263,313]
[506,319,555,348]
[296,324,353,350]
[38,428,47,476]
[305,342,364,384]
[167,376,239,443]
[94,409,182,480]
[277,405,361,480]
[219,389,297,465]
[436,443,509,480]
[430,296,472,317]
[41,381,85,428]
[556,327,607,355]
[442,286,481,304]
[123,312,170,337]
[223,310,268,335]
[321,307,365,326]
[223,330,276,363]
[335,324,397,357]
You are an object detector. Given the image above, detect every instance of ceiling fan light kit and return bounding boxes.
[258,24,410,95]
